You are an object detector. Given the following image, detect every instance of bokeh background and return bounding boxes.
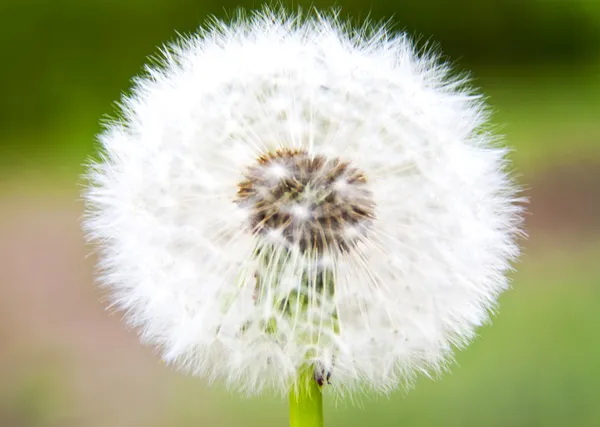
[1,1,599,426]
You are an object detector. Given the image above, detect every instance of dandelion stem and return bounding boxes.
[289,367,324,427]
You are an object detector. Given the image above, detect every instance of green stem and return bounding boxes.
[289,367,324,427]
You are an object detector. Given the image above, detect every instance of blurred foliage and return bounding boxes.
[0,0,599,177]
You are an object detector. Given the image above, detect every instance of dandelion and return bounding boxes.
[83,7,522,427]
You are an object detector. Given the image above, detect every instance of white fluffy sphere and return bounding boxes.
[84,9,522,396]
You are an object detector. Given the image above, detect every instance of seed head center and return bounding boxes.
[236,148,375,253]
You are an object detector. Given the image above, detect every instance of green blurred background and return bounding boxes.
[1,1,599,426]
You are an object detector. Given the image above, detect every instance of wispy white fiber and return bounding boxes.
[83,7,523,397]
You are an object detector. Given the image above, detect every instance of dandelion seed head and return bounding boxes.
[83,7,523,397]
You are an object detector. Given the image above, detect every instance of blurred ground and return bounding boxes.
[1,173,599,427]
[528,160,600,242]
[1,1,600,427]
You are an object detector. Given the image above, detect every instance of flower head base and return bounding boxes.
[236,148,375,253]
[83,7,522,397]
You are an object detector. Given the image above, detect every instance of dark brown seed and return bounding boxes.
[236,148,375,253]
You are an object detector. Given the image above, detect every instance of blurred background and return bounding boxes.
[1,0,599,426]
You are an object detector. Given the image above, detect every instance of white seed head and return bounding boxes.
[83,8,523,396]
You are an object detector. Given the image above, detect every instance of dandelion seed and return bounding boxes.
[83,6,523,424]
